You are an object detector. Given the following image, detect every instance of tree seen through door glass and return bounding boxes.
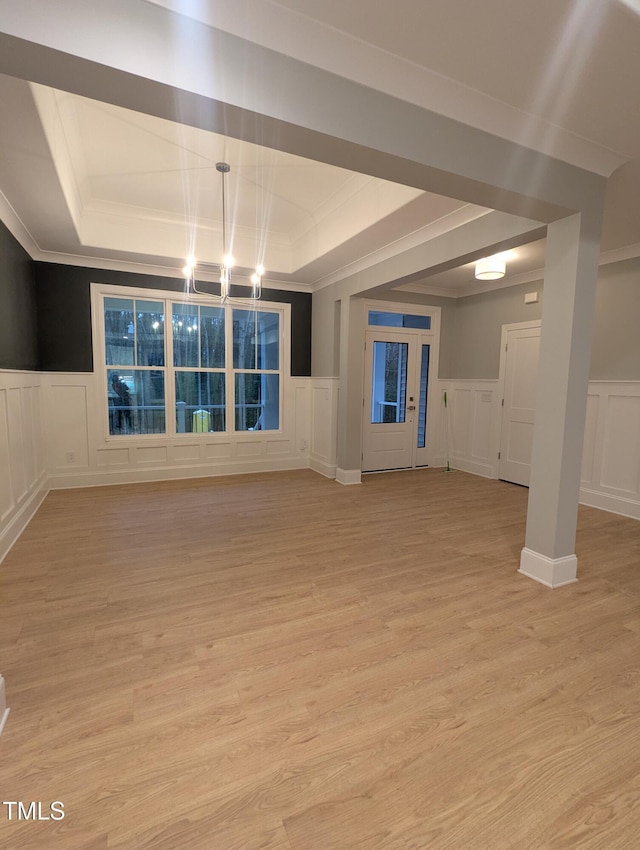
[371,341,408,424]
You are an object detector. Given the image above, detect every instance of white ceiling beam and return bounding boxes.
[0,0,606,227]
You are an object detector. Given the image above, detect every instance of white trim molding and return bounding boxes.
[309,377,338,479]
[518,547,578,588]
[437,376,640,521]
[336,467,362,485]
[579,488,640,521]
[0,487,48,564]
[0,370,49,564]
[43,371,314,489]
[579,381,640,520]
[437,379,500,479]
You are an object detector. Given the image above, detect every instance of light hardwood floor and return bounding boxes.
[0,468,639,849]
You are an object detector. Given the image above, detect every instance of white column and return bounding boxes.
[519,211,602,587]
[335,297,364,484]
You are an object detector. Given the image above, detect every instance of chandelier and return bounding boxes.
[183,162,264,302]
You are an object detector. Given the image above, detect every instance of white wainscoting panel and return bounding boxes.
[136,446,169,465]
[437,378,640,519]
[0,371,48,563]
[204,442,233,461]
[7,387,27,502]
[43,373,314,488]
[599,395,640,494]
[0,389,13,520]
[48,383,91,470]
[438,380,500,478]
[96,447,131,467]
[579,382,640,518]
[309,378,338,478]
[171,443,200,462]
[581,392,600,485]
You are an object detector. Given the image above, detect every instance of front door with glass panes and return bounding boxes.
[362,308,435,472]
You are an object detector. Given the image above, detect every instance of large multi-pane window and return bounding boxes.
[102,292,282,437]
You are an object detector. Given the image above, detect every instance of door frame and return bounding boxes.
[497,319,541,483]
[361,300,441,471]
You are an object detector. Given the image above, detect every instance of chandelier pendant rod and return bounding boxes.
[185,161,261,304]
[216,162,232,301]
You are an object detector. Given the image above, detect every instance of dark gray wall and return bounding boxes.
[3,219,639,383]
[34,263,312,375]
[0,220,39,370]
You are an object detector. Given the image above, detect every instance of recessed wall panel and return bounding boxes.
[471,391,493,462]
[7,387,26,502]
[581,393,599,485]
[136,446,168,464]
[96,448,130,467]
[600,395,640,494]
[267,440,291,456]
[0,390,14,520]
[236,441,263,458]
[204,442,232,460]
[172,444,201,462]
[49,384,90,468]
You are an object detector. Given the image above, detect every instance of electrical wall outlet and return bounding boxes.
[66,451,75,464]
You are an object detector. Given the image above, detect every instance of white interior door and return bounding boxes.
[498,323,541,485]
[362,330,431,472]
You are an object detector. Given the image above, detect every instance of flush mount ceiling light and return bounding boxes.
[183,162,264,302]
[475,255,506,281]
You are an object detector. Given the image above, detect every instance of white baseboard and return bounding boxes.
[0,479,49,564]
[449,456,497,479]
[47,457,308,489]
[309,455,337,479]
[336,467,362,485]
[0,676,9,737]
[580,487,640,520]
[518,547,578,588]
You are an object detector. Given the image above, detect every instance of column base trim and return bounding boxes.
[518,547,578,588]
[336,468,362,485]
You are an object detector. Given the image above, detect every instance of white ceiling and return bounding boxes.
[2,0,640,295]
